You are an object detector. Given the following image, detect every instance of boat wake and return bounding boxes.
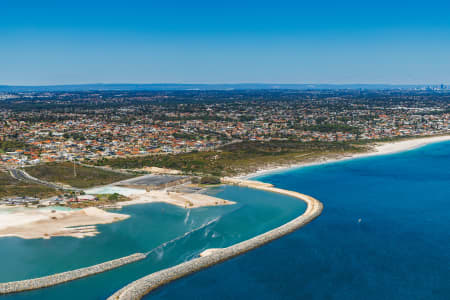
[145,216,221,259]
[184,209,191,225]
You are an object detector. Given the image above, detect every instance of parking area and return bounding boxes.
[113,174,189,190]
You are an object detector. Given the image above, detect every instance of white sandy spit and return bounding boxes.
[118,190,235,209]
[0,207,129,239]
[84,185,148,197]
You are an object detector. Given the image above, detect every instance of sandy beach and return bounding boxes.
[0,207,129,239]
[240,135,450,179]
[117,190,235,208]
[0,189,234,240]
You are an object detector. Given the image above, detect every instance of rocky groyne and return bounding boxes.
[108,180,323,300]
[0,253,147,295]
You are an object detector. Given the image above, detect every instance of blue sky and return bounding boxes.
[1,0,450,85]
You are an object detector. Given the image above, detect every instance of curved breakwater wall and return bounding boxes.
[108,180,323,300]
[0,253,147,295]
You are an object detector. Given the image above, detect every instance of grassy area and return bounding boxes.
[93,141,368,176]
[0,171,59,199]
[26,162,136,188]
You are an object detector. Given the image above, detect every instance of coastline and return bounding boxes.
[240,135,450,179]
[0,191,234,240]
[106,136,448,299]
[1,135,447,241]
[0,180,321,297]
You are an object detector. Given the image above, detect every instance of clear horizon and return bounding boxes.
[1,82,448,87]
[2,0,450,85]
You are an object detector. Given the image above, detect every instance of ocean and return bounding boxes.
[146,141,450,300]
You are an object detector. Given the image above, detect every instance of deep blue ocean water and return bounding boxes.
[147,141,450,300]
[0,186,305,299]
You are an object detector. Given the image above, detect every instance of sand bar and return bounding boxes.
[0,189,233,240]
[0,207,129,239]
[117,190,235,208]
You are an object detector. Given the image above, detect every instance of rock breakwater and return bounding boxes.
[0,253,146,295]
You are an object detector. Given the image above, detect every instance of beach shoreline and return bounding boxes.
[0,207,129,239]
[1,135,447,241]
[239,135,450,179]
[0,187,235,240]
[117,190,235,209]
[0,190,234,240]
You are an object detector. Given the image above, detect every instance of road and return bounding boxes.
[8,168,80,191]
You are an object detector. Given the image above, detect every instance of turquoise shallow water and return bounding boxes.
[0,186,306,299]
[147,141,450,300]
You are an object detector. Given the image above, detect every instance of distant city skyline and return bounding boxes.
[2,0,450,85]
[0,83,449,93]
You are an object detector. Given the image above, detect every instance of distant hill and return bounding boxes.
[0,83,431,92]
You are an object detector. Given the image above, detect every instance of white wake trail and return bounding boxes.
[145,216,221,258]
[184,209,191,225]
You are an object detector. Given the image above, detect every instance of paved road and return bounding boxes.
[9,168,80,191]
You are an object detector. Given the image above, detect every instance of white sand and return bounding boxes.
[240,135,450,179]
[0,188,233,240]
[118,190,235,208]
[134,166,181,175]
[0,207,129,239]
[0,211,48,229]
[84,186,147,197]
